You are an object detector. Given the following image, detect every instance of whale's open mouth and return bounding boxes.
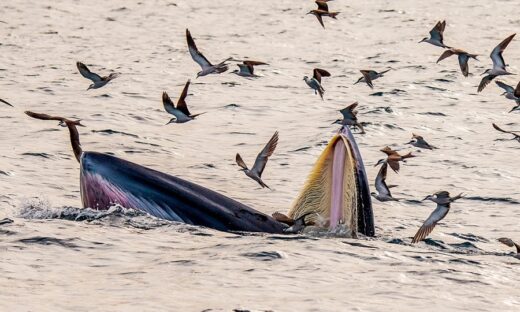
[287,127,374,237]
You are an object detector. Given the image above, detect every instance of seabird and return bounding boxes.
[272,212,316,233]
[186,29,231,78]
[371,162,398,202]
[307,1,339,29]
[332,102,365,134]
[498,238,520,259]
[235,131,279,189]
[492,123,520,142]
[419,21,450,48]
[412,191,464,243]
[376,146,415,173]
[478,33,516,92]
[407,133,437,150]
[76,62,119,90]
[162,80,205,124]
[303,68,331,100]
[436,48,478,77]
[354,69,390,89]
[495,81,520,112]
[0,98,13,107]
[231,60,268,78]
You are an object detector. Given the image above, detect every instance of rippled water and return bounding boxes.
[1,0,520,311]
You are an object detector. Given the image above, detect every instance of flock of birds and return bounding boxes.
[0,1,518,256]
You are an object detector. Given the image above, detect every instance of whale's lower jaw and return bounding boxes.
[287,127,374,237]
[79,151,286,234]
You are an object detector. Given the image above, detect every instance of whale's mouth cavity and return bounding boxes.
[330,138,346,229]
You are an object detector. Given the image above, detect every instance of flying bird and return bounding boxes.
[186,29,231,78]
[231,60,268,78]
[478,33,516,92]
[436,48,478,77]
[332,102,365,134]
[303,68,331,100]
[376,146,415,173]
[76,61,119,90]
[407,133,437,150]
[371,162,398,202]
[354,69,390,89]
[162,80,205,124]
[419,20,450,48]
[495,81,520,112]
[412,191,464,243]
[235,131,279,189]
[492,123,520,142]
[307,1,339,29]
[0,98,13,107]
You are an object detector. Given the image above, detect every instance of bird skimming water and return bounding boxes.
[412,191,464,243]
[478,33,516,92]
[303,68,330,100]
[162,80,205,124]
[354,69,390,89]
[495,81,520,112]
[332,102,365,134]
[235,131,279,189]
[436,48,478,77]
[407,133,437,150]
[231,60,268,78]
[307,1,339,29]
[186,29,231,78]
[419,21,450,48]
[76,62,119,90]
[376,146,415,173]
[371,162,398,202]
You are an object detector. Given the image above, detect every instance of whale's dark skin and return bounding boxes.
[80,152,287,233]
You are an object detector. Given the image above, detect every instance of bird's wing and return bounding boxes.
[436,49,455,63]
[340,102,358,120]
[237,63,253,75]
[313,68,330,83]
[412,205,449,243]
[235,153,248,170]
[514,81,520,98]
[76,62,102,82]
[429,21,443,43]
[176,80,192,116]
[360,70,374,89]
[186,29,213,69]
[375,162,392,197]
[491,33,515,70]
[457,54,470,77]
[478,75,494,92]
[162,91,179,115]
[314,13,325,29]
[251,131,279,177]
[315,0,329,11]
[0,98,13,107]
[387,159,400,173]
[24,111,82,126]
[495,81,514,94]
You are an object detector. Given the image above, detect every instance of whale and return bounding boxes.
[25,111,374,235]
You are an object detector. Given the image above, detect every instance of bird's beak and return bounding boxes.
[418,39,424,43]
[422,195,433,201]
[406,140,414,145]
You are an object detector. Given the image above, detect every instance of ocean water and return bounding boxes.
[1,0,519,311]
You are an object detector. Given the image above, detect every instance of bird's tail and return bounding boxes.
[329,12,339,19]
